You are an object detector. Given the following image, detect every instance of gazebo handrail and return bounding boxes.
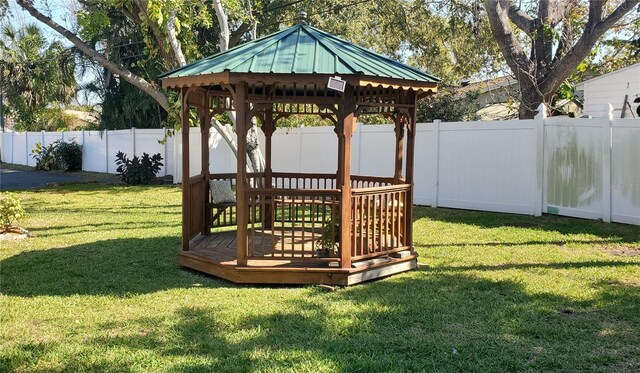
[247,187,340,195]
[351,183,411,195]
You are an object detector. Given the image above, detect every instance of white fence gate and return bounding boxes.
[2,108,638,225]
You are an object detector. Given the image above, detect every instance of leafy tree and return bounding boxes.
[418,90,481,122]
[484,0,640,118]
[0,24,76,130]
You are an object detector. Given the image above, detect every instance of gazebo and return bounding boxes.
[159,13,439,285]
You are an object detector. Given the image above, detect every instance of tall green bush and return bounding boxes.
[0,193,26,231]
[31,140,83,171]
[31,142,59,171]
[115,151,163,185]
[56,140,83,171]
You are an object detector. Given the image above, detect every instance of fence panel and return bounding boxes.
[544,117,607,220]
[436,120,538,214]
[414,123,437,206]
[610,119,640,225]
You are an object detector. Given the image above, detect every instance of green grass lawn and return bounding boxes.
[1,184,639,372]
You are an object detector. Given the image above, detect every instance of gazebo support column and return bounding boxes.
[235,82,249,267]
[394,114,405,183]
[200,97,211,235]
[181,88,191,251]
[404,93,418,252]
[338,85,356,269]
[263,109,275,229]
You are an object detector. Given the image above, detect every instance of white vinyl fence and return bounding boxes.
[2,105,639,225]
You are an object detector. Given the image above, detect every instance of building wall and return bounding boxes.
[578,63,640,118]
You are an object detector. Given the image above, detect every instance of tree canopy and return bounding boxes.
[1,23,76,131]
[484,0,640,118]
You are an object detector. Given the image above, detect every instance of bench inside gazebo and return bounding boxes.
[159,13,439,285]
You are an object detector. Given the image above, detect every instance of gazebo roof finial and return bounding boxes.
[296,10,308,25]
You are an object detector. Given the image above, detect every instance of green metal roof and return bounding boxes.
[159,23,440,83]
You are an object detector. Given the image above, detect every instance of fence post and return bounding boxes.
[174,128,181,180]
[163,128,168,176]
[131,127,136,156]
[61,130,65,142]
[25,132,29,166]
[602,103,613,223]
[81,129,85,171]
[432,119,441,208]
[534,103,546,216]
[11,131,15,163]
[104,129,109,173]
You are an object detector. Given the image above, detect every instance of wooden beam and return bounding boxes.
[201,92,212,235]
[235,81,249,266]
[161,71,230,89]
[263,109,274,229]
[181,88,191,251]
[404,92,417,253]
[338,84,356,269]
[394,114,405,182]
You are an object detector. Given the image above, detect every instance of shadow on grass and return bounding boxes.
[0,237,234,297]
[5,271,638,371]
[432,260,640,272]
[414,206,640,244]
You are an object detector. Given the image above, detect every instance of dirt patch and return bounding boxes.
[0,227,30,241]
[601,245,640,257]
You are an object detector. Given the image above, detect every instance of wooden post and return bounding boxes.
[235,82,249,266]
[404,92,417,252]
[263,109,274,228]
[338,84,356,269]
[181,88,191,251]
[394,113,405,182]
[264,109,274,188]
[201,94,212,235]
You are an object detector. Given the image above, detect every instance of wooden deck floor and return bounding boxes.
[178,229,418,285]
[188,229,328,267]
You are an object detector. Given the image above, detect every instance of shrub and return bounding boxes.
[0,193,26,231]
[31,141,59,171]
[56,140,83,171]
[115,151,164,185]
[31,139,83,171]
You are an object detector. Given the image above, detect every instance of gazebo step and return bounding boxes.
[351,256,393,268]
[390,250,412,259]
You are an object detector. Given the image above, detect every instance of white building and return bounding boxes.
[576,62,640,118]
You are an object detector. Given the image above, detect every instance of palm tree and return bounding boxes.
[1,24,76,131]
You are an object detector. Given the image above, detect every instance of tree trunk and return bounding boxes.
[518,85,553,119]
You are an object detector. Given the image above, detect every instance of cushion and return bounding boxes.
[209,180,236,204]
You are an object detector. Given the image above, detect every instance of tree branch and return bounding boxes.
[17,0,170,110]
[484,0,532,82]
[542,0,640,93]
[228,22,251,48]
[506,0,536,35]
[165,10,187,66]
[125,1,176,66]
[212,0,230,51]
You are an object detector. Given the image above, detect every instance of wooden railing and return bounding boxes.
[187,175,206,239]
[208,173,264,228]
[350,184,410,261]
[246,188,341,262]
[272,172,337,190]
[351,175,394,189]
[204,172,409,265]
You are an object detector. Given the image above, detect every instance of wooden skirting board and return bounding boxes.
[177,250,418,286]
